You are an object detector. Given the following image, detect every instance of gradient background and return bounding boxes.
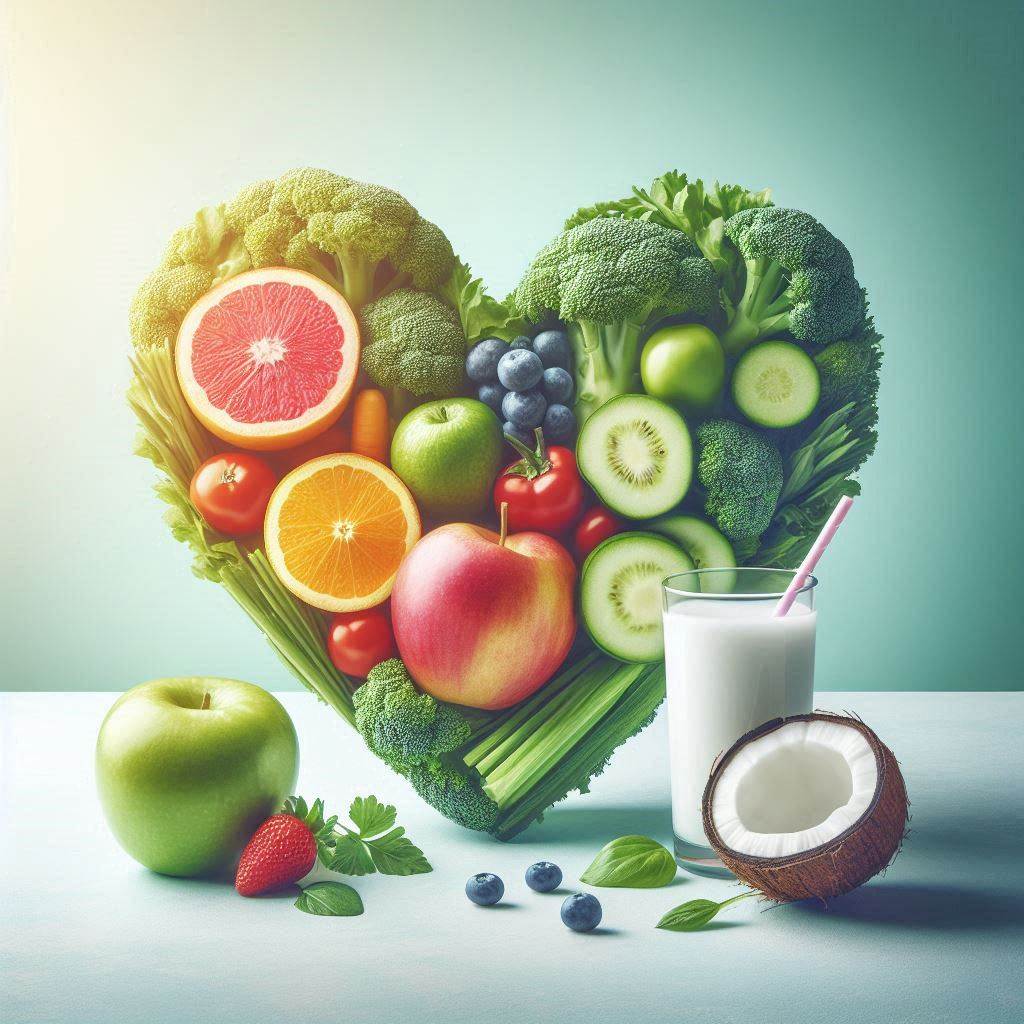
[1,0,1019,693]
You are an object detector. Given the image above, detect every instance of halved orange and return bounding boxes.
[264,454,420,612]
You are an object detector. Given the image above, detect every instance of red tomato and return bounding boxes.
[327,607,397,678]
[189,453,278,537]
[574,507,622,562]
[493,435,585,535]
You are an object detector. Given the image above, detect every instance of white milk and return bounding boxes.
[663,599,816,844]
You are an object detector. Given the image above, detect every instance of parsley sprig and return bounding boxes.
[284,794,432,878]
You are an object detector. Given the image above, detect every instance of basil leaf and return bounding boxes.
[657,892,755,932]
[580,835,677,888]
[294,882,364,917]
[349,795,397,838]
[367,827,432,876]
[327,834,376,876]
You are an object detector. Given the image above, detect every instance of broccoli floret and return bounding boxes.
[697,419,784,541]
[129,168,456,350]
[720,207,864,357]
[359,290,467,413]
[513,217,718,423]
[815,326,881,413]
[353,659,500,832]
[354,658,471,771]
[407,761,499,833]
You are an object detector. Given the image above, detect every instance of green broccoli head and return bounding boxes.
[514,218,718,423]
[354,658,471,773]
[129,169,456,350]
[515,217,717,326]
[697,418,784,541]
[814,325,881,413]
[359,289,467,401]
[720,207,864,356]
[407,761,500,833]
[353,659,499,834]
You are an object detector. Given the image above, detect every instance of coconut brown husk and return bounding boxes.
[702,712,909,902]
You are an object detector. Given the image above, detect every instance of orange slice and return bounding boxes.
[176,267,360,451]
[264,454,420,612]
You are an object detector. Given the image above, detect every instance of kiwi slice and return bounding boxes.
[581,532,694,662]
[576,395,692,519]
[732,341,820,428]
[647,513,736,593]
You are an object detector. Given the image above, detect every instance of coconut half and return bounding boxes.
[702,713,908,902]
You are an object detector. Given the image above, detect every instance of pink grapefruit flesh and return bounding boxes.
[175,268,361,451]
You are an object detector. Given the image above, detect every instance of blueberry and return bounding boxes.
[540,367,574,405]
[478,382,508,417]
[466,338,508,384]
[503,420,534,448]
[466,872,504,906]
[532,329,571,371]
[525,861,562,893]
[543,403,576,443]
[502,389,547,429]
[509,335,533,351]
[561,892,602,932]
[497,349,544,391]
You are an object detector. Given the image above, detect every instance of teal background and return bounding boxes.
[1,0,1019,692]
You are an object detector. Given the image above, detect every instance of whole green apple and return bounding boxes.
[391,398,503,520]
[96,677,298,877]
[640,324,725,415]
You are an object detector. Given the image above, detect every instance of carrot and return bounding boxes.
[349,388,390,464]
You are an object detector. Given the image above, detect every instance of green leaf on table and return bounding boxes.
[294,882,364,917]
[349,795,397,838]
[656,892,756,932]
[580,835,677,888]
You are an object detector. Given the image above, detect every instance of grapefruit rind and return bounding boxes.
[264,454,421,613]
[175,268,360,452]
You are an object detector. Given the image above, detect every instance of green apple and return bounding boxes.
[96,677,298,877]
[640,324,725,415]
[390,398,503,520]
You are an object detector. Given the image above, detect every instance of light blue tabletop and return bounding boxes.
[2,691,1021,1024]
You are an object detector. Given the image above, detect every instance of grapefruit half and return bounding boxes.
[264,454,421,612]
[175,268,360,451]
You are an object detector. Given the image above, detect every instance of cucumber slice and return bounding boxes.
[647,514,736,593]
[580,531,694,662]
[576,395,692,519]
[732,341,820,428]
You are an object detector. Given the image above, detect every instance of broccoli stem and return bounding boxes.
[334,248,379,309]
[571,319,646,424]
[720,256,792,357]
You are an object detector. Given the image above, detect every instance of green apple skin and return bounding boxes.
[96,678,298,877]
[640,324,726,416]
[390,398,503,520]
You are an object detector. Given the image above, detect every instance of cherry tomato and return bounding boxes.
[493,430,585,535]
[327,607,397,678]
[189,453,278,537]
[574,507,622,562]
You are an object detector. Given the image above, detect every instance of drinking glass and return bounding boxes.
[662,568,818,878]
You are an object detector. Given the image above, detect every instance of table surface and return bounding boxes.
[2,691,1022,1024]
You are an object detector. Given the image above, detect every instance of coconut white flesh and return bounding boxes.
[710,720,878,858]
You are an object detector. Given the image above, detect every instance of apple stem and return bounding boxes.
[201,692,211,711]
[498,501,509,547]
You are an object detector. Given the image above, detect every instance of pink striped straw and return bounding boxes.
[774,495,855,617]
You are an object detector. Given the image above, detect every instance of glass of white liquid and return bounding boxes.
[662,567,817,878]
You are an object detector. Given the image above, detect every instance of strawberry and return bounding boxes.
[235,797,337,897]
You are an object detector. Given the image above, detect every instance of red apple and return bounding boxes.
[390,515,576,710]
